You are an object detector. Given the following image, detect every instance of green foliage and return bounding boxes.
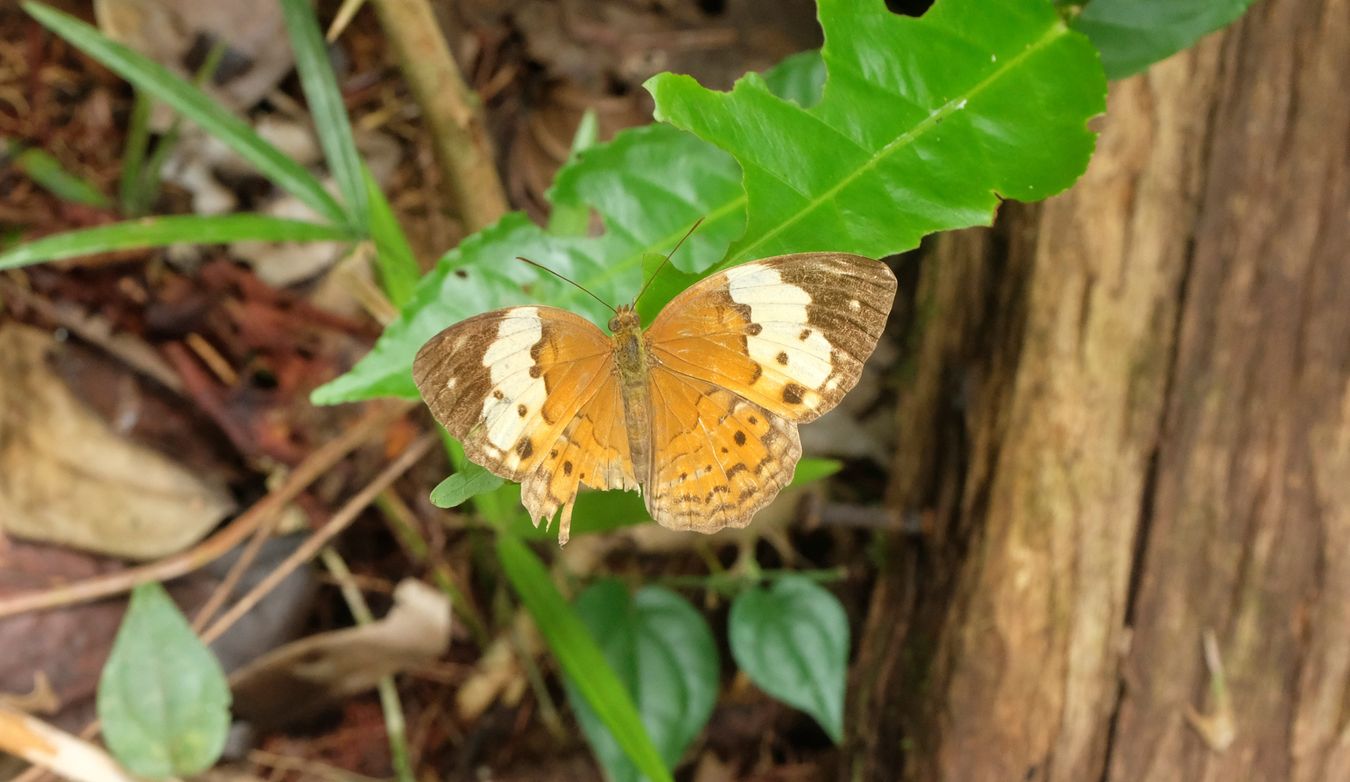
[364,165,421,308]
[97,583,231,779]
[1071,0,1257,79]
[496,536,673,782]
[22,3,346,227]
[3,139,110,208]
[729,576,849,743]
[567,581,719,782]
[12,1,389,275]
[429,463,504,508]
[0,215,353,271]
[648,0,1105,269]
[279,0,369,229]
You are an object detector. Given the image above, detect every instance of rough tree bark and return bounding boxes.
[849,0,1348,779]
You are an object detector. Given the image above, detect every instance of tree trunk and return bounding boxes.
[850,0,1348,778]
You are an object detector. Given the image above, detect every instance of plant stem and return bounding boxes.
[320,549,416,782]
[370,0,508,232]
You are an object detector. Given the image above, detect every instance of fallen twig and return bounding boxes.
[0,704,162,782]
[201,433,435,645]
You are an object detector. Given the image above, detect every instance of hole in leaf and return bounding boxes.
[885,0,935,16]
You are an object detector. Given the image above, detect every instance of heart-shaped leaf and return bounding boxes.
[430,463,505,508]
[567,580,720,781]
[729,576,848,742]
[97,583,231,779]
[647,0,1106,269]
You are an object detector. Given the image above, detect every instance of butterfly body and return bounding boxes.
[414,253,896,544]
[608,306,653,486]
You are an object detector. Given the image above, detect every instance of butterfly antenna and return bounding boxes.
[515,256,617,313]
[633,217,704,307]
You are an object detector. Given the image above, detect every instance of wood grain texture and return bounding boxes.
[851,0,1348,778]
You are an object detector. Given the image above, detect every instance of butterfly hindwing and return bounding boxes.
[413,306,635,540]
[645,368,801,533]
[646,253,896,423]
[521,375,636,543]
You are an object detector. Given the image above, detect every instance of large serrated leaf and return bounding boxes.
[567,581,719,782]
[97,583,231,779]
[729,576,848,743]
[1072,0,1256,80]
[646,0,1106,268]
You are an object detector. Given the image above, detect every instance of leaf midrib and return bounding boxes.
[727,22,1068,265]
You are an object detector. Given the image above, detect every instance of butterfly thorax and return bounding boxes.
[608,305,652,486]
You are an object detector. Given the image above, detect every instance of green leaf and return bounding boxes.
[280,0,368,228]
[364,166,420,307]
[23,2,347,227]
[0,214,355,271]
[646,0,1106,268]
[97,583,231,779]
[759,50,825,108]
[496,536,673,782]
[313,124,744,404]
[429,463,504,508]
[729,575,848,743]
[567,581,719,782]
[4,140,110,208]
[547,108,601,237]
[1072,0,1256,79]
[119,88,153,213]
[635,251,702,325]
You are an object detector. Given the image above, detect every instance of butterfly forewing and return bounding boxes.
[646,253,897,423]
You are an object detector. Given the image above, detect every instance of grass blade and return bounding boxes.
[0,215,354,270]
[118,89,153,214]
[23,2,347,227]
[496,535,673,782]
[364,166,419,307]
[280,0,368,228]
[4,140,110,209]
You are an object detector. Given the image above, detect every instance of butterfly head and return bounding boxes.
[608,304,641,337]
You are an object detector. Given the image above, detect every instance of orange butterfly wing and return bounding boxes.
[412,306,635,541]
[641,254,895,532]
[646,253,896,422]
[645,367,800,533]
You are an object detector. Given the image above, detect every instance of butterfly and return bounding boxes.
[413,251,896,544]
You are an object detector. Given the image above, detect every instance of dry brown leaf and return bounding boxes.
[0,325,234,560]
[229,579,450,729]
